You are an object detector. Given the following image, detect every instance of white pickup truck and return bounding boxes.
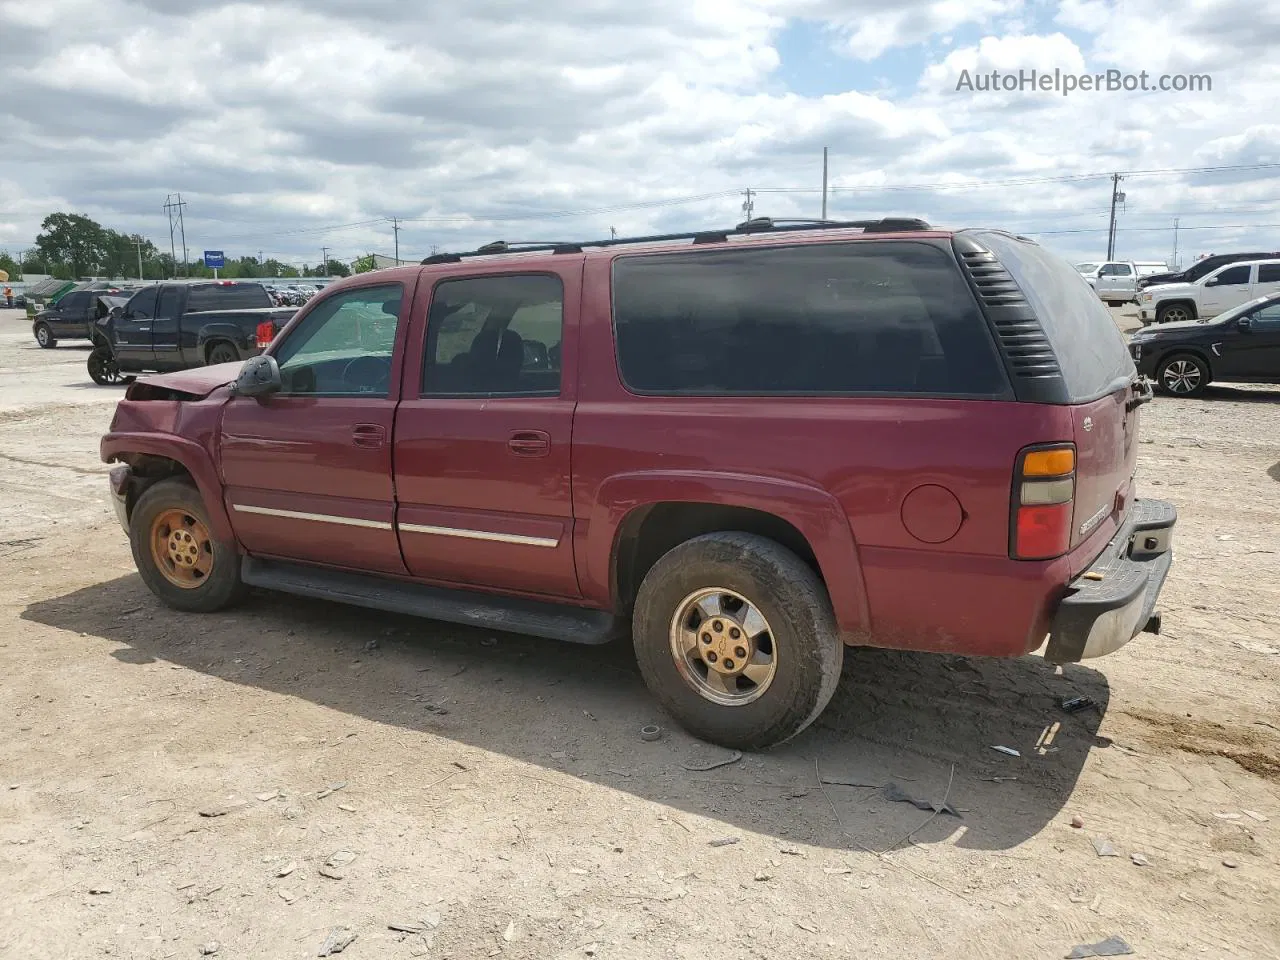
[1075,261,1169,305]
[1139,258,1280,325]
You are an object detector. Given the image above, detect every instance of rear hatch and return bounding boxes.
[963,230,1143,568]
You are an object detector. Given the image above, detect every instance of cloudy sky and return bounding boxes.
[2,0,1279,270]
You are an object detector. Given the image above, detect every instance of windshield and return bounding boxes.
[1075,263,1099,273]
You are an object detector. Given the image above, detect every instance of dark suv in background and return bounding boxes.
[100,218,1175,749]
[32,284,135,348]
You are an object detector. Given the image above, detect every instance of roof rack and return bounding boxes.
[420,216,932,264]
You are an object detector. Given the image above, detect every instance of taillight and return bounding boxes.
[1012,444,1076,560]
[256,321,275,349]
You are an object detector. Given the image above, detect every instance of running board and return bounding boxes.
[241,558,625,645]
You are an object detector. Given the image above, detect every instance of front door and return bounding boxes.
[220,280,412,575]
[113,286,160,369]
[1224,303,1280,380]
[1200,263,1254,317]
[393,266,582,598]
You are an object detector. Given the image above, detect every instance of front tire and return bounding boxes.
[1156,353,1210,398]
[129,478,247,613]
[35,322,56,348]
[632,532,843,750]
[1156,303,1194,325]
[87,347,120,385]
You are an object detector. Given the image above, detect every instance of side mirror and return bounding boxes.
[110,306,123,320]
[1237,316,1252,331]
[1204,277,1219,287]
[231,354,281,397]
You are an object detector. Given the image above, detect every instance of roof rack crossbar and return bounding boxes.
[419,216,932,264]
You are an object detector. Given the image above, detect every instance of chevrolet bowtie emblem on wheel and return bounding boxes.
[1083,417,1094,432]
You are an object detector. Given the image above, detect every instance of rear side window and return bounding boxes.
[422,274,564,397]
[186,283,271,312]
[611,241,1008,397]
[156,286,184,318]
[1259,264,1280,283]
[973,231,1133,402]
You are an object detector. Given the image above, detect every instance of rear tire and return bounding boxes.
[632,532,843,750]
[129,478,248,613]
[35,322,56,348]
[1156,352,1210,398]
[206,342,239,365]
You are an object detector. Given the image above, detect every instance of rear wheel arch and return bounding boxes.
[204,339,240,364]
[610,501,824,617]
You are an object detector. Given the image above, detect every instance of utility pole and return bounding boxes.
[742,188,755,222]
[321,246,329,277]
[1106,173,1124,260]
[163,195,178,277]
[610,226,617,239]
[821,147,829,220]
[1171,217,1180,269]
[390,217,401,264]
[131,236,145,280]
[176,193,188,276]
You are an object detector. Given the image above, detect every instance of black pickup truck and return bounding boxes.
[88,281,296,384]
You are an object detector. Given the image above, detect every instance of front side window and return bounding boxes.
[127,287,158,319]
[272,284,403,397]
[1212,265,1252,286]
[612,241,1009,396]
[422,274,564,396]
[1247,304,1280,331]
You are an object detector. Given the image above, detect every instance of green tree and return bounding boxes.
[353,254,377,274]
[0,251,21,280]
[35,213,110,278]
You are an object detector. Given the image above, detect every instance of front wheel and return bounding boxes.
[35,322,56,348]
[1156,353,1210,398]
[1156,303,1193,325]
[632,532,843,750]
[129,478,247,613]
[87,347,122,385]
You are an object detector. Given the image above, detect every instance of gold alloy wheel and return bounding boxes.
[150,508,214,589]
[668,587,778,706]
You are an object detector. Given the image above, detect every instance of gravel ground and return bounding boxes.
[1,306,1278,960]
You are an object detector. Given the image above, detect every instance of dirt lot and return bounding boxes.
[1,306,1278,960]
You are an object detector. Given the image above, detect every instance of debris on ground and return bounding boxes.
[1222,858,1240,869]
[779,846,806,857]
[388,920,436,934]
[88,886,112,895]
[795,921,818,933]
[363,639,379,651]
[709,836,740,847]
[198,802,246,818]
[550,751,569,761]
[278,890,296,904]
[1214,811,1242,821]
[754,871,772,881]
[319,867,345,880]
[682,749,743,772]
[1130,852,1150,866]
[256,790,279,802]
[639,724,662,742]
[1060,696,1097,714]
[315,782,347,800]
[1092,837,1120,857]
[1065,935,1134,958]
[198,942,220,955]
[882,782,960,818]
[276,861,296,878]
[317,926,357,956]
[990,745,1021,757]
[338,803,356,812]
[503,920,516,942]
[326,850,357,868]
[1071,815,1085,829]
[1243,810,1270,822]
[818,775,881,788]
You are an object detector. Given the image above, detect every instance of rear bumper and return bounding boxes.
[1044,498,1176,663]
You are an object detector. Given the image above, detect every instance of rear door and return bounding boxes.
[149,285,188,368]
[392,265,582,598]
[1233,302,1280,379]
[49,291,90,336]
[1252,262,1280,300]
[1200,263,1254,317]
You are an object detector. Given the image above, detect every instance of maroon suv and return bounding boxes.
[100,218,1175,749]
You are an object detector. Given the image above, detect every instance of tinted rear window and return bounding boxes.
[970,231,1134,402]
[186,283,271,312]
[611,240,1009,397]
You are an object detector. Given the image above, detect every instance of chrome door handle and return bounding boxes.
[508,430,550,457]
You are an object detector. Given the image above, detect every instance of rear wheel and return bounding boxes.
[1156,353,1209,398]
[206,342,239,365]
[632,532,843,750]
[1156,303,1193,325]
[35,322,56,348]
[129,478,247,612]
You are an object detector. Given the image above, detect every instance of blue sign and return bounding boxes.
[203,250,225,269]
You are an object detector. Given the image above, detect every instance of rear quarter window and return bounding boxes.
[611,240,1010,397]
[186,283,271,312]
[968,231,1135,402]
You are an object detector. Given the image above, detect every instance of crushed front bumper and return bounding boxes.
[1044,498,1176,664]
